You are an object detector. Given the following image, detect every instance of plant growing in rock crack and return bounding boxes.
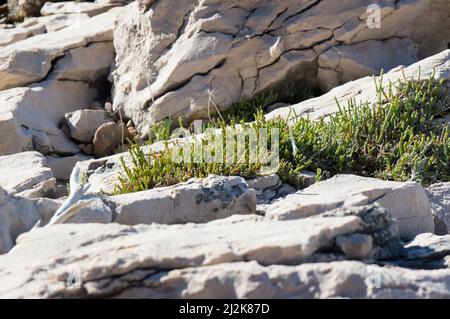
[113,76,450,195]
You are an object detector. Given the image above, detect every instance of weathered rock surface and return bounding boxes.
[318,38,418,92]
[0,9,120,156]
[112,0,450,131]
[0,203,402,298]
[65,109,114,143]
[7,0,46,21]
[267,49,450,122]
[0,8,118,90]
[0,13,91,47]
[0,151,55,197]
[92,122,124,157]
[0,186,42,254]
[45,154,92,180]
[264,174,434,239]
[109,175,257,225]
[41,1,120,17]
[426,183,450,235]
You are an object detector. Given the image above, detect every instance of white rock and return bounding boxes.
[425,183,450,235]
[264,174,434,239]
[65,109,114,143]
[110,175,257,225]
[267,50,450,122]
[318,38,418,92]
[112,0,449,130]
[0,186,40,254]
[45,154,93,181]
[0,8,120,90]
[0,151,55,197]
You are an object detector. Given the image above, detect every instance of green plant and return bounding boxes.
[113,77,450,195]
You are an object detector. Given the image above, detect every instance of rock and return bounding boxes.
[0,151,55,197]
[246,174,280,191]
[403,233,450,261]
[112,0,449,131]
[318,38,418,92]
[45,154,92,181]
[0,186,41,254]
[0,8,119,91]
[82,144,93,155]
[92,122,122,157]
[7,0,46,21]
[64,198,113,224]
[264,174,434,239]
[0,202,436,298]
[336,234,373,259]
[0,80,95,156]
[110,175,257,225]
[298,170,316,187]
[0,211,369,297]
[0,14,91,47]
[65,109,114,143]
[0,9,120,156]
[425,183,450,235]
[111,260,450,299]
[41,1,120,17]
[267,49,450,122]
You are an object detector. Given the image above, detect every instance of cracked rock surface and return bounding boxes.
[112,0,450,131]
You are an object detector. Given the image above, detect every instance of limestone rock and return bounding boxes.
[0,14,91,47]
[110,175,257,225]
[426,183,450,235]
[45,154,92,181]
[112,260,450,299]
[0,151,55,197]
[7,0,46,21]
[0,10,120,156]
[336,234,373,259]
[0,8,119,91]
[112,0,449,131]
[0,186,41,254]
[0,212,368,297]
[65,109,114,143]
[318,38,418,92]
[92,122,123,157]
[267,49,450,122]
[264,174,434,239]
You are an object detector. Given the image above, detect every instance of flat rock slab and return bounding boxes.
[41,1,121,17]
[0,214,364,297]
[264,174,434,239]
[0,151,55,197]
[113,260,450,299]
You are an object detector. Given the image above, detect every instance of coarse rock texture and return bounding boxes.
[40,0,121,17]
[112,0,450,131]
[46,175,257,226]
[0,151,55,197]
[0,8,119,90]
[7,0,47,21]
[65,109,114,143]
[264,174,434,239]
[0,204,405,298]
[0,186,42,254]
[0,9,120,156]
[425,183,450,235]
[109,175,257,225]
[0,13,91,47]
[267,49,450,122]
[317,38,418,92]
[45,154,92,180]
